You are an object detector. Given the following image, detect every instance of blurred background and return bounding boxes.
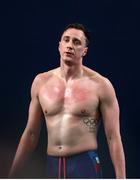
[0,0,140,178]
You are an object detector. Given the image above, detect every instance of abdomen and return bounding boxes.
[46,114,99,156]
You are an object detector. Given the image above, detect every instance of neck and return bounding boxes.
[60,61,83,81]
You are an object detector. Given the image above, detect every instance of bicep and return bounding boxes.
[26,97,43,134]
[99,80,120,138]
[25,75,44,135]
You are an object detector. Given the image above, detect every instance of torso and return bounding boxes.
[38,66,103,156]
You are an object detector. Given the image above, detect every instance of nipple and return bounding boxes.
[44,110,48,115]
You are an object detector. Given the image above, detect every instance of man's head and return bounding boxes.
[62,23,90,47]
[59,23,90,65]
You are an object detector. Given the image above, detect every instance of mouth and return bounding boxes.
[65,52,74,56]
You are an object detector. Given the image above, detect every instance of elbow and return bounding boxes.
[29,129,39,144]
[22,128,40,148]
[105,129,121,145]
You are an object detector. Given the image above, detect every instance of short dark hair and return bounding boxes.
[62,23,90,46]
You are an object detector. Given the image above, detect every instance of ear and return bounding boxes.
[82,47,88,57]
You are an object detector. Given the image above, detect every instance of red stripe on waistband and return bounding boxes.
[63,157,67,178]
[58,157,67,178]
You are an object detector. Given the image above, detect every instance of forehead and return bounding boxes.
[61,28,86,41]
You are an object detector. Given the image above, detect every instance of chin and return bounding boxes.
[63,59,74,66]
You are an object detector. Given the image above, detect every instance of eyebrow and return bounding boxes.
[62,35,70,39]
[62,36,81,41]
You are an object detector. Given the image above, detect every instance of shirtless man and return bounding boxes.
[9,23,126,178]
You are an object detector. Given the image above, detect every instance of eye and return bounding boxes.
[73,39,81,45]
[63,37,69,43]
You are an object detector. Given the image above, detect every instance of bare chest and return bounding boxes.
[39,79,99,116]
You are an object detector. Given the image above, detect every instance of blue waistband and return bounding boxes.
[47,149,98,158]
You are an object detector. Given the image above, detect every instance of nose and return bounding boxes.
[66,40,73,50]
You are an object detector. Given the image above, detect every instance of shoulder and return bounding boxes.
[83,66,116,97]
[31,68,57,96]
[32,68,58,85]
[83,66,110,85]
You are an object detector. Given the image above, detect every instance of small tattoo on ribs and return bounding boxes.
[83,117,98,132]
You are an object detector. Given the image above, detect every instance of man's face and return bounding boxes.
[59,28,88,65]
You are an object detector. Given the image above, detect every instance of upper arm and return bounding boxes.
[25,74,44,136]
[99,78,120,139]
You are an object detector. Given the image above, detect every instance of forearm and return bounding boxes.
[9,129,39,177]
[108,137,126,179]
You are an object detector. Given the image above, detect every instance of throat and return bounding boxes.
[60,64,84,81]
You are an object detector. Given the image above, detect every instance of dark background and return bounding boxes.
[0,0,140,178]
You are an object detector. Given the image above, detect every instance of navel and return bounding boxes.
[58,146,62,150]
